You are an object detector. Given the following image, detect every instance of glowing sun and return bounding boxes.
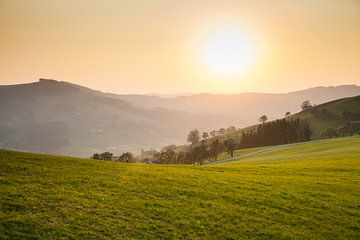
[201,26,257,76]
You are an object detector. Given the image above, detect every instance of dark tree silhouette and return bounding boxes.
[187,129,200,145]
[224,138,236,158]
[118,152,134,163]
[259,115,268,124]
[210,138,222,162]
[285,112,291,118]
[99,152,113,160]
[241,118,311,148]
[301,100,312,110]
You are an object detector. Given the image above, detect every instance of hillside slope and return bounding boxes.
[0,137,359,239]
[0,79,232,156]
[292,95,360,138]
[198,94,360,151]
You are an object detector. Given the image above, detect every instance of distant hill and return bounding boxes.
[115,85,360,126]
[0,79,232,156]
[0,79,359,156]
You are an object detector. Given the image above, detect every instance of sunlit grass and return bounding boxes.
[1,137,359,239]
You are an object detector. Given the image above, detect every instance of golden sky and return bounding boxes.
[0,0,359,94]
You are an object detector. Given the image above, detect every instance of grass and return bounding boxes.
[1,137,360,239]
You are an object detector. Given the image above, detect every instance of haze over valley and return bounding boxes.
[1,78,359,156]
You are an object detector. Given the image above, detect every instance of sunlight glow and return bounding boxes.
[201,26,257,76]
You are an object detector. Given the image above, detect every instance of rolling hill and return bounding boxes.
[0,137,359,239]
[197,94,360,152]
[0,79,359,157]
[116,84,360,126]
[0,79,232,156]
[291,94,360,138]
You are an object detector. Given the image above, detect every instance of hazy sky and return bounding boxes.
[1,0,359,94]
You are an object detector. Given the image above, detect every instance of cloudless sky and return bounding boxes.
[0,0,359,94]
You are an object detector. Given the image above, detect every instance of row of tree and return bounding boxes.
[187,126,238,145]
[320,122,360,139]
[310,106,338,119]
[149,117,311,165]
[240,118,312,148]
[92,152,135,162]
[342,109,360,121]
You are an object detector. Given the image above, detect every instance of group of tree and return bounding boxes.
[301,101,360,123]
[188,126,238,145]
[240,118,311,148]
[320,122,360,139]
[92,151,134,162]
[145,136,237,165]
[342,109,360,121]
[92,152,113,160]
[310,106,338,119]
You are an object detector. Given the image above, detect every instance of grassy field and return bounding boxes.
[1,137,360,239]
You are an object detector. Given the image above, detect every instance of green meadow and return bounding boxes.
[1,137,360,239]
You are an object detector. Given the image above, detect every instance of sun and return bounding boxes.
[201,25,257,76]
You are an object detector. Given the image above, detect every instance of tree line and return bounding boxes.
[240,118,311,148]
[92,151,135,163]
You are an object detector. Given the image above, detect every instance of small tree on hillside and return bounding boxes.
[285,112,291,118]
[224,138,236,158]
[92,153,100,159]
[301,100,312,110]
[191,145,205,165]
[210,138,222,162]
[259,115,268,124]
[187,129,200,145]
